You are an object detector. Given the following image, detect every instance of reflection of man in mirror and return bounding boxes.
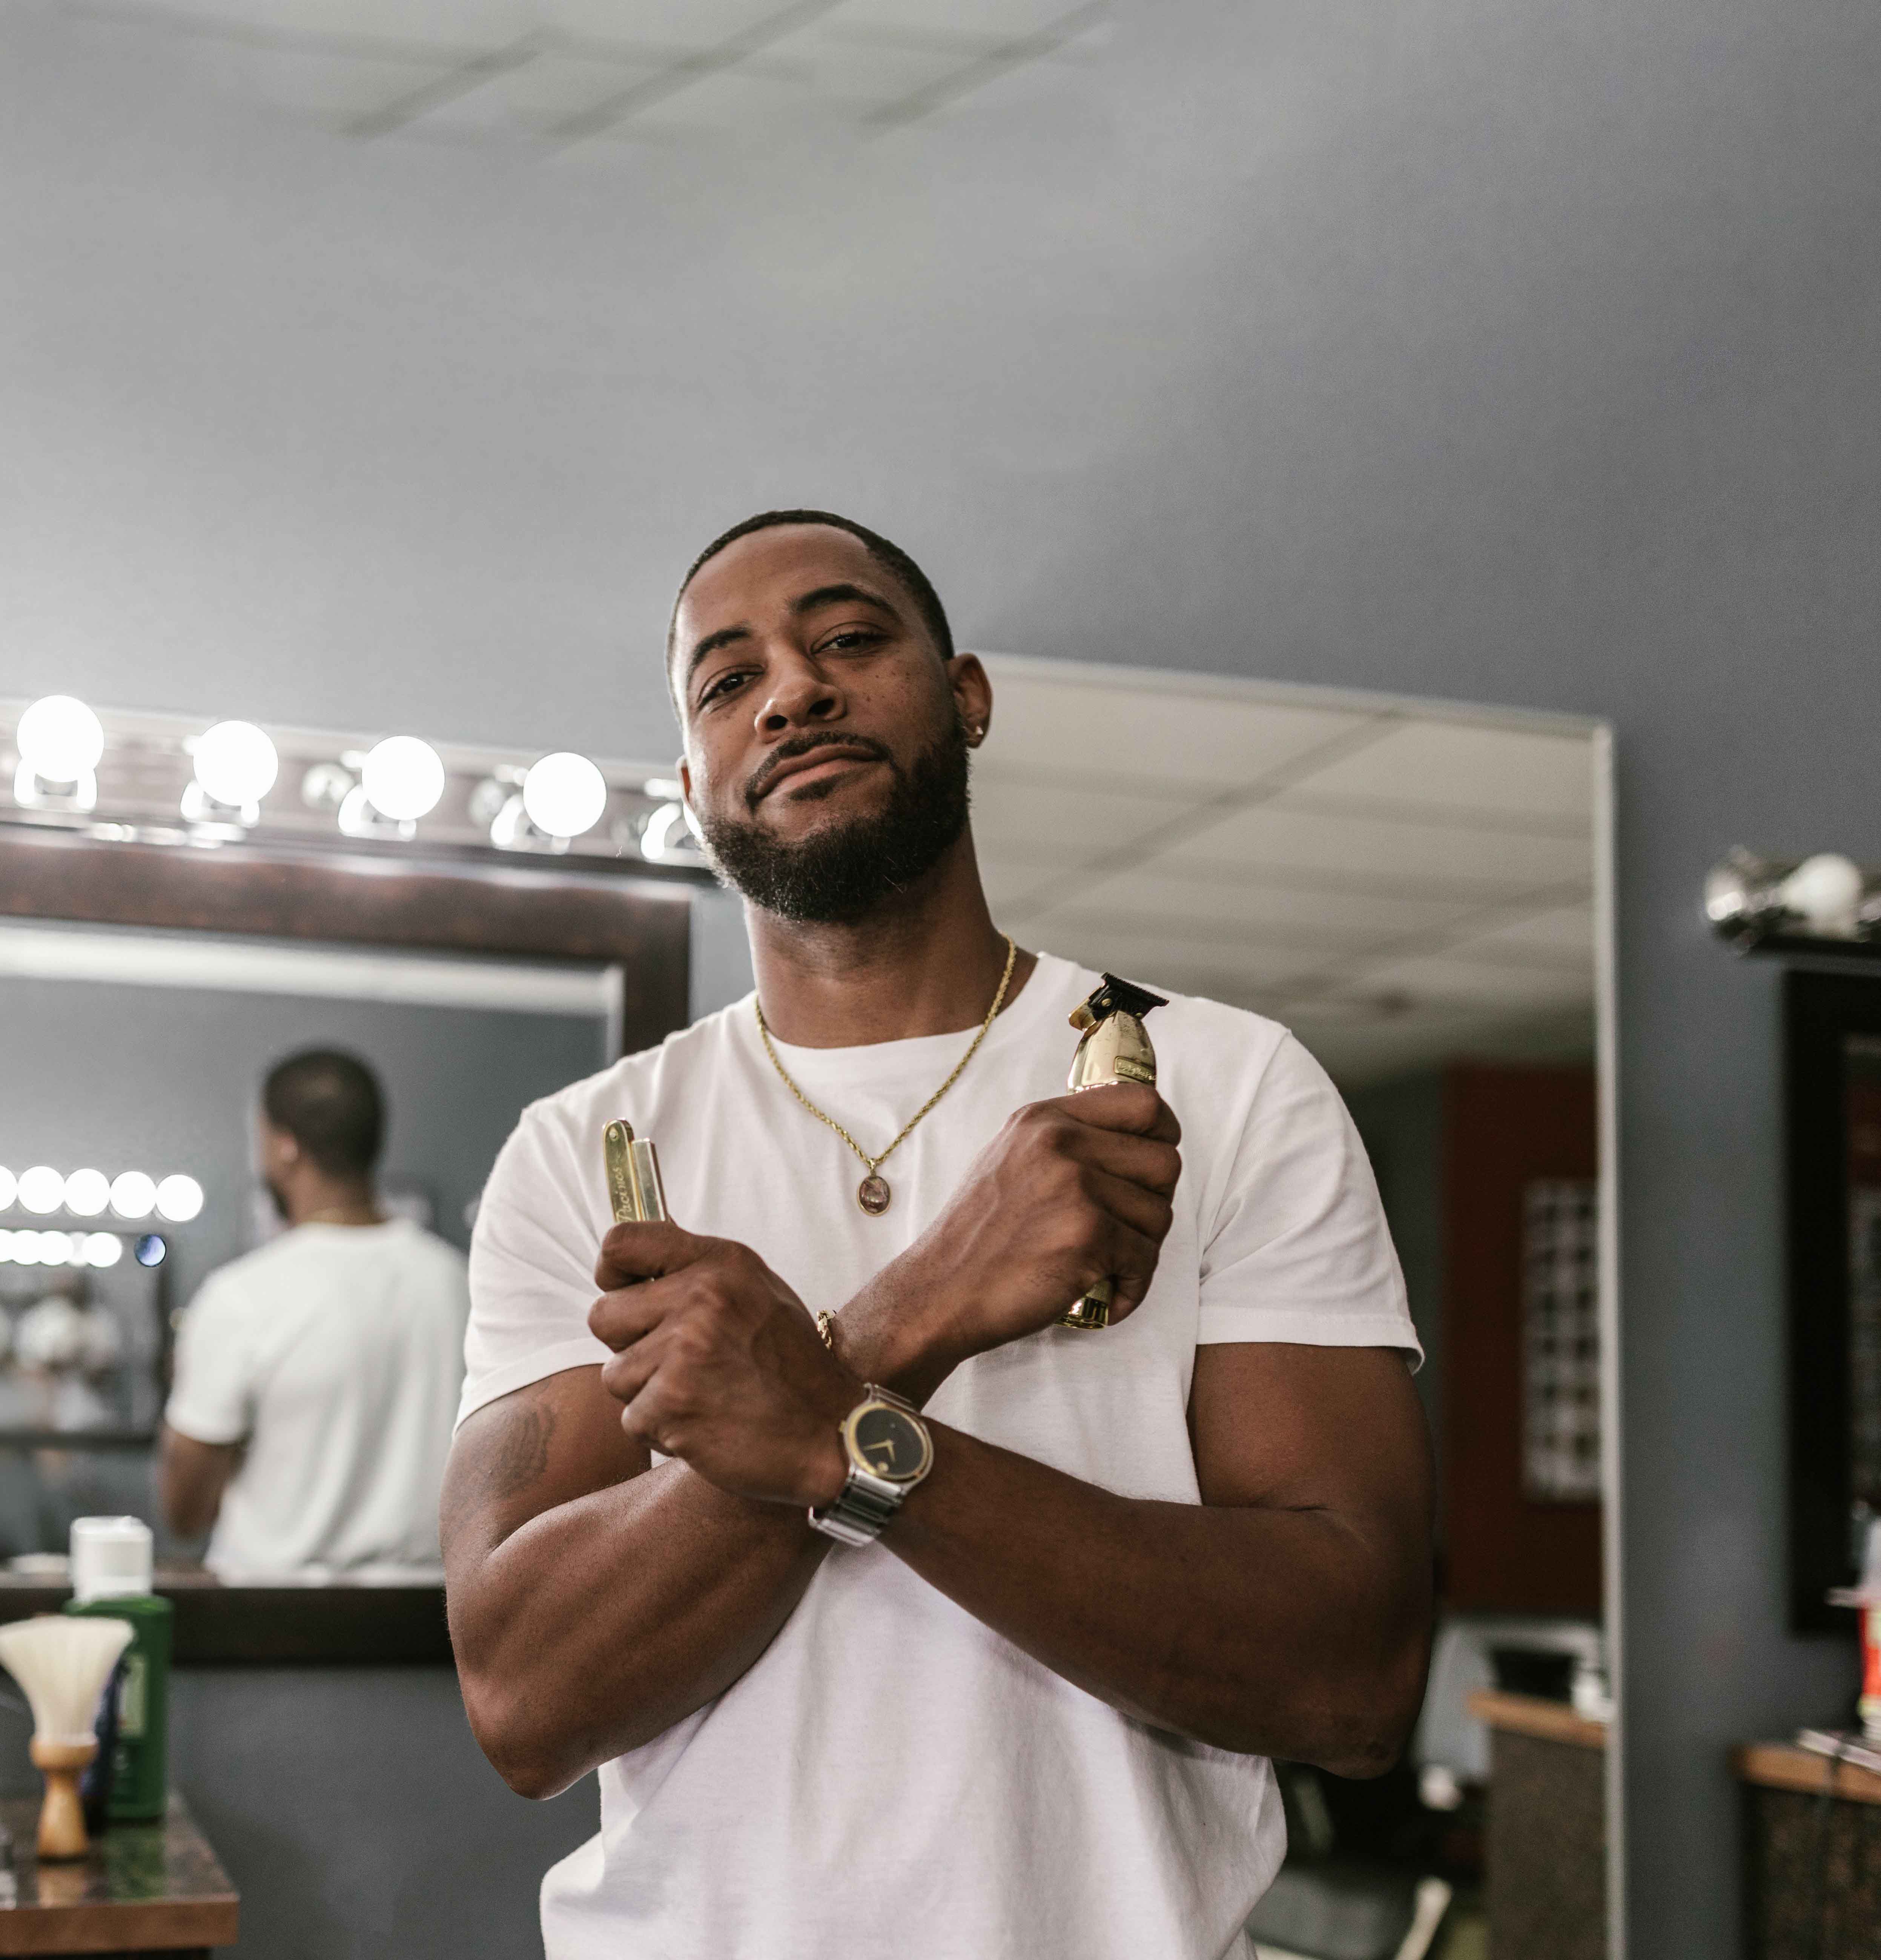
[443,513,1435,1957]
[160,1049,470,1576]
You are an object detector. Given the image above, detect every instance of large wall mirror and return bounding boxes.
[972,657,1621,1957]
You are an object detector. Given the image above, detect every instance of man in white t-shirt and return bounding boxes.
[161,1048,469,1575]
[442,511,1433,1960]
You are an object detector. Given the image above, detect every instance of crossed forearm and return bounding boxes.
[456,1461,827,1796]
[878,1423,1428,1774]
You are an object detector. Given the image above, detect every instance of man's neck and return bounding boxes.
[286,1178,382,1229]
[744,836,1036,1048]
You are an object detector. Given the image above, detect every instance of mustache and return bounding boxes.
[743,731,896,809]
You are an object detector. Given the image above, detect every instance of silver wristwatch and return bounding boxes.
[808,1385,935,1546]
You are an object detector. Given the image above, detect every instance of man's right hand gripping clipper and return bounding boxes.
[1058,975,1168,1330]
[603,1121,669,1226]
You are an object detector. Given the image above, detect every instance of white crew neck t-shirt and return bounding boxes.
[166,1217,469,1576]
[461,953,1417,1960]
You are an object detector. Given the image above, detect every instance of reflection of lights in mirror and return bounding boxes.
[17,1166,64,1214]
[109,1170,157,1219]
[61,1167,110,1217]
[361,736,445,822]
[155,1174,204,1223]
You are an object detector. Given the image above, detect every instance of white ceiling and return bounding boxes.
[56,0,1111,143]
[974,659,1597,1088]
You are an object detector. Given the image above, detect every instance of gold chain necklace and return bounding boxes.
[754,935,1017,1217]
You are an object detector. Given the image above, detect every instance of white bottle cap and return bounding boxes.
[69,1516,154,1602]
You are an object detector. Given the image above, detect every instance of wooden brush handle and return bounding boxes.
[29,1738,97,1861]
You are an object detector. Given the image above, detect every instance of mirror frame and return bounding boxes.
[0,819,700,1662]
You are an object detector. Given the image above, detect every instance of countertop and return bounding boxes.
[0,1793,237,1955]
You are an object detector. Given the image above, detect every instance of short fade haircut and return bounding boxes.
[263,1049,385,1180]
[668,510,955,705]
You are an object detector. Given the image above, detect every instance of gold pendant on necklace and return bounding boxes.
[857,1174,892,1216]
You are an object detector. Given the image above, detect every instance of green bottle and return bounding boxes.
[63,1517,173,1822]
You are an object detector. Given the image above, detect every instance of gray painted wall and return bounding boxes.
[5,1,1880,1949]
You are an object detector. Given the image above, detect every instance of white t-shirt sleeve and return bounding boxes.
[1196,1030,1422,1361]
[458,1103,611,1427]
[164,1277,259,1447]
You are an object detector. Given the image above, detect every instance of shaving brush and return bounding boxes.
[0,1615,134,1859]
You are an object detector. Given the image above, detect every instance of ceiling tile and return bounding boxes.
[1028,864,1496,946]
[1318,953,1595,1012]
[408,49,666,132]
[1288,1004,1596,1090]
[1165,800,1593,894]
[978,665,1376,792]
[612,65,825,135]
[970,778,1197,865]
[756,17,972,102]
[1282,720,1595,825]
[1440,903,1596,967]
[177,40,458,123]
[830,0,1090,39]
[1029,927,1327,992]
[541,0,793,42]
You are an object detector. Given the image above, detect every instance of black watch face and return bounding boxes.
[851,1405,929,1483]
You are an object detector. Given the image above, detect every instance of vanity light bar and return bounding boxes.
[0,696,706,869]
[0,1167,204,1224]
[0,1229,126,1269]
[1706,849,1881,956]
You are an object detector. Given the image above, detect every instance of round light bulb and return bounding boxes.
[193,720,279,806]
[155,1174,204,1223]
[35,1231,72,1268]
[17,1166,64,1215]
[15,695,104,781]
[83,1232,123,1268]
[110,1170,157,1220]
[361,737,445,822]
[522,752,608,840]
[0,1166,15,1212]
[1781,853,1864,932]
[61,1167,110,1217]
[11,1230,40,1267]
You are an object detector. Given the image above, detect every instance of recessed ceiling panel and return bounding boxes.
[1029,864,1495,945]
[1167,800,1592,894]
[407,49,668,134]
[1443,903,1596,966]
[970,777,1197,864]
[1326,952,1595,1012]
[834,0,1098,40]
[1282,719,1594,825]
[978,665,1377,791]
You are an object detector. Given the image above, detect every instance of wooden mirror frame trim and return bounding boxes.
[0,822,703,1663]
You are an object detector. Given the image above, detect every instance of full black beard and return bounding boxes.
[699,717,971,925]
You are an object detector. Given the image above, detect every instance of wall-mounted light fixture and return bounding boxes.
[1705,848,1881,954]
[2,696,698,877]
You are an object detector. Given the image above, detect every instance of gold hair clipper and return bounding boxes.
[1058,975,1169,1330]
[603,1120,669,1226]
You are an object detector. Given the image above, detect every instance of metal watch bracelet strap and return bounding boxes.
[808,1385,929,1547]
